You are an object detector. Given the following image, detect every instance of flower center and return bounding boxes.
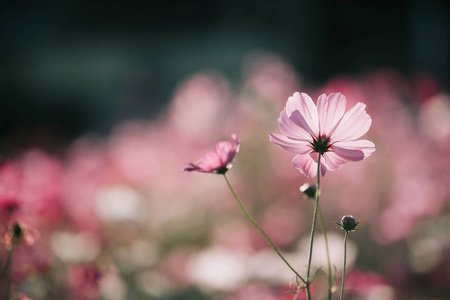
[311,134,331,155]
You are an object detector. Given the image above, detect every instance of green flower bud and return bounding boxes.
[338,215,359,232]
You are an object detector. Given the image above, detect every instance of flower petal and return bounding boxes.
[321,152,348,171]
[291,152,327,178]
[285,92,319,136]
[317,93,346,136]
[332,140,376,161]
[269,133,311,154]
[184,163,201,172]
[331,103,372,141]
[215,141,234,166]
[292,154,317,178]
[278,109,312,141]
[184,135,240,173]
[194,151,223,172]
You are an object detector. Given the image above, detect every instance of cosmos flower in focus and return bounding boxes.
[184,134,240,174]
[270,92,375,178]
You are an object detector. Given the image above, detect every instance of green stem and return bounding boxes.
[0,245,15,299]
[223,174,306,284]
[340,231,349,300]
[318,205,332,300]
[0,245,14,281]
[306,154,321,300]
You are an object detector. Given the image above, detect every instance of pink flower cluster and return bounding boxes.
[0,54,449,299]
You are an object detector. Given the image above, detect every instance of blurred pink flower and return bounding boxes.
[341,270,386,297]
[184,134,240,174]
[269,92,375,177]
[243,53,301,105]
[68,264,102,300]
[1,221,39,251]
[0,196,21,224]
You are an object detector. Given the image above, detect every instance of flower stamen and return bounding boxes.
[310,134,331,155]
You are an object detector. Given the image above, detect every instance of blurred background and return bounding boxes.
[0,0,450,299]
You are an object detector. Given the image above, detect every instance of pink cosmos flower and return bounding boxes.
[184,134,240,174]
[269,92,375,177]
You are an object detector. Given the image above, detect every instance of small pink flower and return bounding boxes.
[270,92,375,178]
[184,134,240,174]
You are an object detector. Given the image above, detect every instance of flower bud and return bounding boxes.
[299,183,316,199]
[12,222,23,240]
[338,215,359,232]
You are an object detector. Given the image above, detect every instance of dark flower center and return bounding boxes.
[310,134,331,155]
[215,166,229,174]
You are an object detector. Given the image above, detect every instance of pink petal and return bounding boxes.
[285,92,319,136]
[292,154,317,178]
[231,134,240,148]
[331,103,372,142]
[321,152,348,171]
[291,152,327,178]
[184,163,200,172]
[289,110,318,138]
[215,141,234,165]
[332,140,375,161]
[278,109,312,141]
[269,133,311,154]
[317,93,346,136]
[185,134,240,173]
[195,151,223,172]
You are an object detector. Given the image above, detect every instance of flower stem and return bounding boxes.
[306,154,321,300]
[0,246,14,281]
[0,245,15,299]
[340,231,348,300]
[223,174,306,284]
[318,205,333,300]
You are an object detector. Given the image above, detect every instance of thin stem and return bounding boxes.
[0,246,14,281]
[223,174,306,284]
[0,245,15,299]
[318,205,332,300]
[340,231,349,300]
[306,154,321,300]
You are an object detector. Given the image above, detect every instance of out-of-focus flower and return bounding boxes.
[184,134,240,174]
[2,221,39,250]
[298,232,358,273]
[270,92,375,177]
[50,231,100,263]
[168,73,231,140]
[68,264,102,300]
[18,293,33,300]
[187,246,249,291]
[299,183,316,199]
[341,270,386,297]
[99,271,126,300]
[0,196,21,223]
[226,283,284,300]
[243,53,301,105]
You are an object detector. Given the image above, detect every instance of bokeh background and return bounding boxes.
[1,0,450,299]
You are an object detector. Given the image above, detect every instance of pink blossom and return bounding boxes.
[68,264,102,300]
[269,92,375,177]
[0,196,21,223]
[1,221,39,251]
[184,134,240,174]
